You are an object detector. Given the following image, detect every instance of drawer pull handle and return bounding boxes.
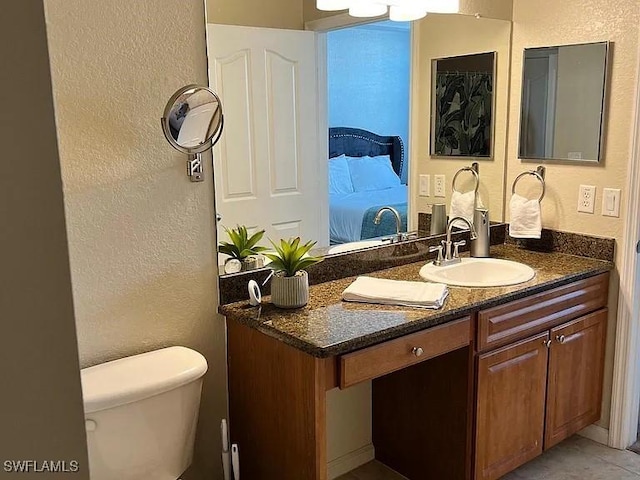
[543,339,552,348]
[412,347,424,357]
[556,335,566,344]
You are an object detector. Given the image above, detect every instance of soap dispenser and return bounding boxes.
[470,208,490,257]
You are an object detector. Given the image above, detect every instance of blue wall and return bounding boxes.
[327,21,411,183]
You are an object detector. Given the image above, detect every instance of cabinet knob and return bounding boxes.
[412,347,424,357]
[543,339,552,348]
[556,335,566,344]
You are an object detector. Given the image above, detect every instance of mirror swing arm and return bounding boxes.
[161,84,225,182]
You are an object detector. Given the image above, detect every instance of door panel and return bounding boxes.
[207,24,327,247]
[545,309,607,449]
[475,333,549,480]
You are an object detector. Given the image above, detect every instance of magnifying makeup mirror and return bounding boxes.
[161,84,224,182]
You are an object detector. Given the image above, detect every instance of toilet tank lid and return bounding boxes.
[81,346,208,414]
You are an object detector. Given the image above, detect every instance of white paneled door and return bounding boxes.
[207,24,327,249]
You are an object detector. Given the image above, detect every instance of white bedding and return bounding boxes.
[329,185,408,244]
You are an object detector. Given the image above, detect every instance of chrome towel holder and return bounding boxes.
[452,162,480,194]
[512,165,546,202]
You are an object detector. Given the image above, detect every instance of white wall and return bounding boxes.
[43,1,226,478]
[0,1,89,475]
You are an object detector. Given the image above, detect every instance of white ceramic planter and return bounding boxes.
[270,270,309,309]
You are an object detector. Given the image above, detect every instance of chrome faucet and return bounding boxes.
[374,206,402,243]
[373,206,417,243]
[429,216,478,266]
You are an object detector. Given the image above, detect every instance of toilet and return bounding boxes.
[80,346,208,480]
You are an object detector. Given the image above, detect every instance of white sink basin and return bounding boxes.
[419,257,536,287]
[328,239,386,255]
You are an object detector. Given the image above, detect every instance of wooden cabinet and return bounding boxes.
[545,309,607,448]
[475,333,549,480]
[474,308,608,480]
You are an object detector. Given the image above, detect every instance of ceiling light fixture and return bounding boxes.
[389,5,428,21]
[316,0,459,21]
[349,1,388,17]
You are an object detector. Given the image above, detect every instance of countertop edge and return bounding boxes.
[220,263,612,358]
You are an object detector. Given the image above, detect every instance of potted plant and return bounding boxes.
[264,237,323,309]
[218,225,268,273]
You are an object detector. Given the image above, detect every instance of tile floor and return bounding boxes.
[337,435,640,479]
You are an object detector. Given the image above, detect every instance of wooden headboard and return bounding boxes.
[328,127,404,177]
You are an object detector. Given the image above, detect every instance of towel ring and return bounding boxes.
[452,162,480,195]
[512,166,546,202]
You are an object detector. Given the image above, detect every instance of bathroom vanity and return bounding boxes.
[220,245,611,480]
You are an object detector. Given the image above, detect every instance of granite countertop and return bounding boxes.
[219,245,612,358]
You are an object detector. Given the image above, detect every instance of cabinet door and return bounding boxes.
[545,308,607,449]
[475,333,549,480]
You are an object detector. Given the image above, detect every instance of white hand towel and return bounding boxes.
[342,276,449,309]
[450,190,475,229]
[509,193,542,238]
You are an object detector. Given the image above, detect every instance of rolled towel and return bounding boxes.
[509,193,542,238]
[342,276,449,309]
[450,190,476,229]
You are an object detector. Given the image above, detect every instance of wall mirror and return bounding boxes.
[431,52,495,158]
[518,42,608,163]
[205,13,512,275]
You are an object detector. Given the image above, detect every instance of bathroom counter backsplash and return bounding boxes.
[219,244,612,358]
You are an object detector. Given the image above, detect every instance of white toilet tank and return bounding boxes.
[81,346,208,480]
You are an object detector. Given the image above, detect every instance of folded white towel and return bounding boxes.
[342,276,449,309]
[450,190,475,229]
[509,193,542,239]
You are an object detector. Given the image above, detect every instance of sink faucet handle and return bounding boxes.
[453,240,466,258]
[428,244,444,266]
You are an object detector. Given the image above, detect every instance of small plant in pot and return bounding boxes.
[219,225,268,273]
[264,237,323,309]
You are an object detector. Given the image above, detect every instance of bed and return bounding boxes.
[328,127,407,244]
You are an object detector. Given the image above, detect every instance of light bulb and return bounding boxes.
[349,1,388,17]
[389,5,428,21]
[317,0,353,11]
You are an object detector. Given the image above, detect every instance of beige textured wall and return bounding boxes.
[0,1,89,475]
[411,15,512,224]
[208,0,303,29]
[44,1,226,479]
[508,0,640,429]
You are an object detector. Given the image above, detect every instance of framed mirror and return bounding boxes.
[431,52,496,158]
[518,42,609,163]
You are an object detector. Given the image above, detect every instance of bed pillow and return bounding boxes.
[347,155,401,192]
[328,155,354,195]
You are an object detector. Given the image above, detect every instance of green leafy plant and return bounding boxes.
[218,225,268,260]
[434,71,492,157]
[264,237,323,277]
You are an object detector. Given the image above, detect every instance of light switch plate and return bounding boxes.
[602,188,621,217]
[578,185,596,213]
[419,174,430,197]
[434,175,446,197]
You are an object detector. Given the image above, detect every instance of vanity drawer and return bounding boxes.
[477,273,609,352]
[339,316,470,389]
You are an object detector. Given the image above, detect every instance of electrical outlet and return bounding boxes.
[577,185,596,213]
[434,175,446,197]
[602,188,621,217]
[419,174,430,197]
